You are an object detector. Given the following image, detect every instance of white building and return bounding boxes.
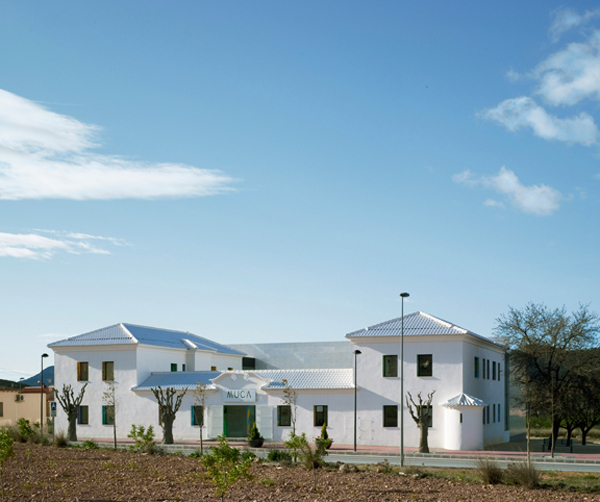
[49,312,509,450]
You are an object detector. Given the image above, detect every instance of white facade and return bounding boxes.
[49,314,509,450]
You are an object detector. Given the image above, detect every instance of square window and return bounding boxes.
[242,357,256,370]
[383,405,398,427]
[313,405,328,427]
[277,405,291,426]
[77,405,89,425]
[382,355,398,377]
[211,366,217,371]
[171,363,177,372]
[102,405,115,425]
[417,354,432,377]
[77,362,89,381]
[474,357,479,378]
[191,405,204,426]
[102,361,114,381]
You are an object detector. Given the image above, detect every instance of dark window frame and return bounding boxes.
[382,355,398,378]
[277,405,291,426]
[313,405,328,427]
[170,363,177,372]
[383,405,398,427]
[77,405,89,425]
[77,361,89,381]
[191,405,204,426]
[492,361,496,380]
[474,357,479,378]
[417,354,433,377]
[102,361,114,381]
[102,405,115,425]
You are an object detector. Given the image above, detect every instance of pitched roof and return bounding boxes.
[442,393,488,407]
[48,323,245,356]
[346,311,495,345]
[132,368,354,392]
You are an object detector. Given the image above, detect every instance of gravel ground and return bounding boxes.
[2,443,599,501]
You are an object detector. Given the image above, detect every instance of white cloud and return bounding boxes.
[0,230,124,259]
[0,89,236,200]
[549,8,600,42]
[484,199,505,209]
[484,96,597,145]
[453,167,563,216]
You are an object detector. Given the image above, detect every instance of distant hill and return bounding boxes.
[0,378,30,390]
[21,366,54,387]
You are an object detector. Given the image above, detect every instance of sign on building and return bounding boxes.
[222,389,256,402]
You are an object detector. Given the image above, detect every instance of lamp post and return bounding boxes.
[40,353,49,437]
[353,349,362,452]
[19,377,24,392]
[400,292,410,467]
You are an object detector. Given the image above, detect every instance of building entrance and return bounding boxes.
[223,405,255,438]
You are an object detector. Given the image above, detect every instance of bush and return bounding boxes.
[82,439,99,450]
[247,422,263,441]
[0,428,15,498]
[267,449,291,463]
[128,425,156,454]
[54,431,68,448]
[475,456,503,485]
[16,419,36,443]
[507,461,539,489]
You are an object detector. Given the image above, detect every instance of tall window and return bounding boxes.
[277,405,291,426]
[102,361,114,381]
[102,405,115,425]
[0,402,3,417]
[492,361,496,380]
[482,358,486,379]
[171,363,177,372]
[77,362,89,381]
[493,404,496,423]
[487,360,490,380]
[417,354,432,377]
[383,405,398,427]
[313,405,328,427]
[474,357,479,378]
[486,405,490,424]
[77,405,89,425]
[382,355,398,377]
[497,363,501,381]
[191,405,203,426]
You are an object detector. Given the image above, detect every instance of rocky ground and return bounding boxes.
[2,443,599,501]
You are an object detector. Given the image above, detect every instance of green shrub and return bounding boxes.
[475,456,503,485]
[0,428,15,499]
[247,422,263,442]
[267,449,291,463]
[507,461,539,489]
[82,439,99,450]
[128,424,156,454]
[189,450,203,459]
[315,424,333,450]
[284,432,329,492]
[16,419,36,443]
[202,435,253,502]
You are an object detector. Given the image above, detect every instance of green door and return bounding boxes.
[223,405,256,437]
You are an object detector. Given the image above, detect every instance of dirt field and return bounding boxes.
[2,443,600,501]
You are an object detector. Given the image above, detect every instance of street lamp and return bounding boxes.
[353,349,362,452]
[19,377,24,392]
[400,292,410,467]
[40,353,49,437]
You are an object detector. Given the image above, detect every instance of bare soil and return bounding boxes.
[2,443,599,501]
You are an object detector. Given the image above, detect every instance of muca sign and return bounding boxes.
[223,389,256,403]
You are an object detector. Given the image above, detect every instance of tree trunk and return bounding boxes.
[67,412,77,442]
[113,423,117,450]
[551,415,560,456]
[162,417,174,444]
[582,429,588,446]
[419,425,429,454]
[566,428,572,447]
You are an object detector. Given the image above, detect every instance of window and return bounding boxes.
[182,364,186,372]
[191,406,204,426]
[382,355,398,377]
[383,405,398,427]
[170,363,177,372]
[460,413,463,424]
[482,408,485,425]
[487,360,490,380]
[313,405,328,427]
[77,362,89,381]
[211,366,217,371]
[242,357,256,370]
[486,405,490,424]
[277,405,291,426]
[102,361,114,381]
[474,357,479,378]
[417,354,432,377]
[497,363,501,381]
[492,361,496,380]
[493,404,496,423]
[482,358,486,379]
[227,367,233,371]
[0,402,3,417]
[498,403,501,420]
[102,405,115,425]
[77,405,89,425]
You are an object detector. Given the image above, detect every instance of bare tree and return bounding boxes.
[281,378,298,435]
[151,386,188,444]
[193,382,207,455]
[55,384,88,442]
[406,390,435,453]
[102,380,118,449]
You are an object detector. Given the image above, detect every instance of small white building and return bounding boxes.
[49,312,509,450]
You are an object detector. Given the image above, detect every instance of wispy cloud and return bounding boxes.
[483,96,597,145]
[0,230,125,259]
[0,89,236,200]
[453,167,563,216]
[549,8,600,42]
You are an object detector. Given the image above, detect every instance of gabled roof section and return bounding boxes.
[442,393,488,407]
[49,323,245,355]
[346,311,496,345]
[48,324,135,347]
[132,368,354,392]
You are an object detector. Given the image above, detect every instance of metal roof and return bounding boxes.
[442,393,488,407]
[132,368,354,392]
[346,311,496,345]
[48,323,245,356]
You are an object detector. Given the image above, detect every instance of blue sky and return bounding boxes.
[1,1,599,379]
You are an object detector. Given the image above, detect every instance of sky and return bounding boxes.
[1,1,600,380]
